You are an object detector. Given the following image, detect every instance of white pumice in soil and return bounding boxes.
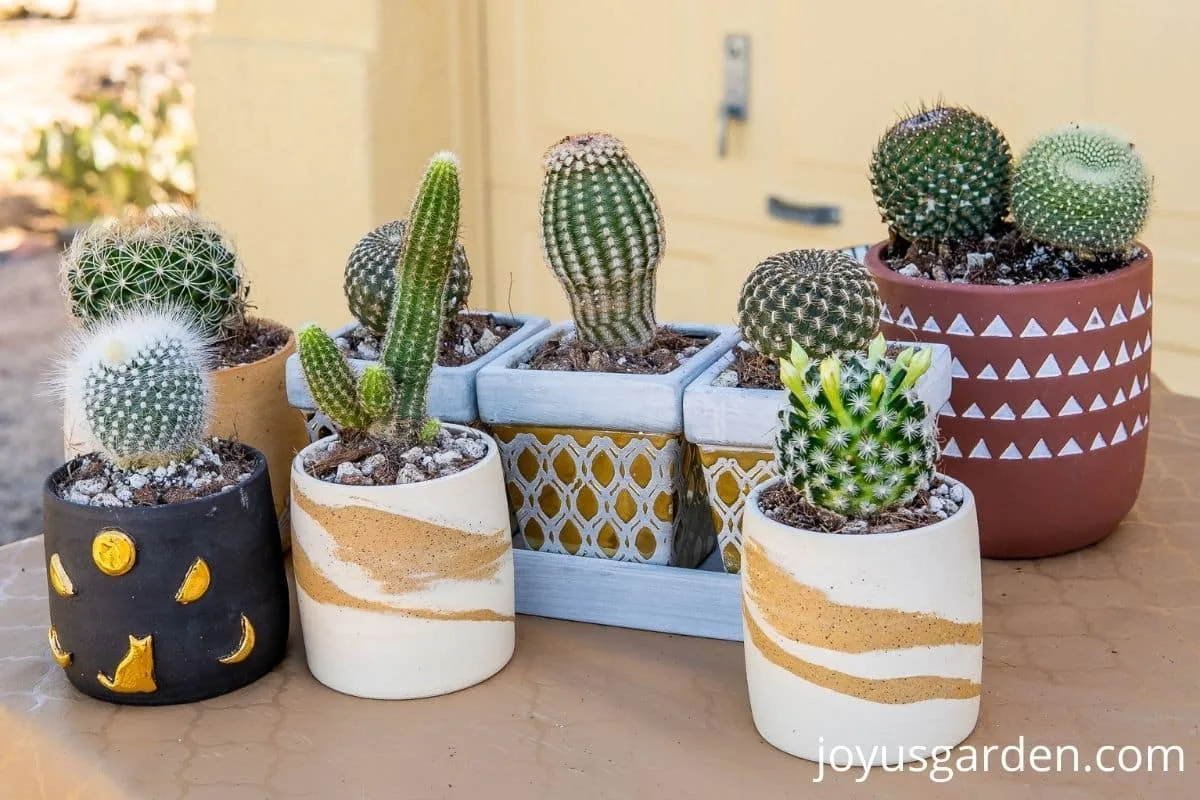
[304,427,489,486]
[338,317,512,363]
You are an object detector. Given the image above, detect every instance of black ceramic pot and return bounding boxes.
[42,444,289,705]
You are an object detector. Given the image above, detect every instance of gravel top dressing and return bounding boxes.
[303,427,490,486]
[338,313,515,367]
[759,476,964,534]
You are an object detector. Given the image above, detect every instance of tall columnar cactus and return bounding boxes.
[738,249,882,360]
[870,105,1012,243]
[1012,125,1152,255]
[775,336,937,519]
[61,308,213,469]
[344,218,472,337]
[540,132,665,349]
[298,152,460,443]
[61,212,247,337]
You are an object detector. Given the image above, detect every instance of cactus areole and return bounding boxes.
[540,133,665,350]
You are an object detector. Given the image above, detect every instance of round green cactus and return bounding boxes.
[61,212,247,337]
[540,132,665,349]
[344,218,472,337]
[870,105,1011,243]
[1012,125,1151,254]
[738,249,881,360]
[774,336,936,519]
[64,308,212,469]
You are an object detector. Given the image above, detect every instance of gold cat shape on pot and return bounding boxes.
[97,634,157,693]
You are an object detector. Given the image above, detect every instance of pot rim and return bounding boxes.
[290,422,499,492]
[865,240,1152,296]
[43,442,268,519]
[745,474,975,542]
[212,319,294,376]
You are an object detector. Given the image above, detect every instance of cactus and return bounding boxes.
[540,132,665,349]
[298,152,460,443]
[1012,125,1152,255]
[775,335,937,519]
[870,105,1011,243]
[61,307,212,469]
[61,211,247,337]
[344,218,472,337]
[738,249,882,360]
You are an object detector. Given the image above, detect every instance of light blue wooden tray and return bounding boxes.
[512,540,743,641]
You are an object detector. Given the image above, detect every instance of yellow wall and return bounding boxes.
[194,0,1200,397]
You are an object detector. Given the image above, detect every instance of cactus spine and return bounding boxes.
[61,212,247,337]
[738,249,882,360]
[870,105,1011,243]
[1011,125,1152,255]
[344,218,472,337]
[540,133,665,349]
[298,152,460,443]
[775,336,937,519]
[62,308,212,469]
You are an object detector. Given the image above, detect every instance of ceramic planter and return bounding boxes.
[290,425,515,699]
[867,242,1153,558]
[64,326,311,548]
[477,322,739,568]
[741,476,982,765]
[684,337,953,573]
[41,446,290,705]
[285,312,551,437]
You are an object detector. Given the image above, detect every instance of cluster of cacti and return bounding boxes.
[737,249,882,360]
[299,152,460,442]
[1012,125,1151,255]
[540,132,665,349]
[870,105,1012,244]
[61,212,247,337]
[344,218,472,337]
[775,335,937,519]
[62,308,212,469]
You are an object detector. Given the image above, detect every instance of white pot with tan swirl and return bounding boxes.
[741,476,983,766]
[290,425,515,699]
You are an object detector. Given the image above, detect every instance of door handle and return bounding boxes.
[767,196,842,226]
[717,34,749,157]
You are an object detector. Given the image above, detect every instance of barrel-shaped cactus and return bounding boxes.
[344,218,472,337]
[298,152,461,443]
[870,105,1011,243]
[540,132,665,349]
[775,336,937,519]
[61,212,247,337]
[1012,125,1152,255]
[738,249,882,360]
[62,308,213,469]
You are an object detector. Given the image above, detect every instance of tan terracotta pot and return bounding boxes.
[867,242,1152,558]
[64,326,310,550]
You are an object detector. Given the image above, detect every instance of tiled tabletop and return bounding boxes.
[1,385,1197,799]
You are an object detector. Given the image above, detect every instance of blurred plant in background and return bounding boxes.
[20,67,195,223]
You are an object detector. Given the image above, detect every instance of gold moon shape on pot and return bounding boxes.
[48,553,76,597]
[92,529,136,576]
[97,634,157,693]
[175,557,211,604]
[218,614,256,665]
[47,626,72,668]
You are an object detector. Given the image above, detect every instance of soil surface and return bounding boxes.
[54,438,255,507]
[303,427,489,486]
[524,327,713,375]
[882,226,1142,286]
[758,476,963,534]
[725,342,908,390]
[338,313,515,367]
[214,317,289,367]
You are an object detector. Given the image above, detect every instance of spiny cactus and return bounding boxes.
[299,152,460,443]
[344,218,472,337]
[61,308,212,469]
[870,105,1011,243]
[540,132,665,349]
[61,211,247,337]
[738,249,882,360]
[775,335,937,519]
[1012,125,1152,255]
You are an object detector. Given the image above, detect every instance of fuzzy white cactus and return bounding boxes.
[60,308,213,468]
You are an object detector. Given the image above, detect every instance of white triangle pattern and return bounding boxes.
[1133,341,1143,359]
[1089,395,1108,411]
[1069,356,1089,376]
[1115,343,1130,365]
[951,358,969,379]
[999,443,1023,460]
[1133,417,1145,434]
[1036,355,1062,378]
[1059,438,1084,456]
[1029,440,1053,459]
[880,303,893,323]
[943,437,963,458]
[1130,377,1142,398]
[981,315,1014,337]
[1112,423,1128,444]
[1131,293,1146,318]
[1021,318,1047,338]
[1053,318,1079,336]
[1059,397,1084,416]
[1023,400,1050,419]
[977,364,999,380]
[1084,309,1105,331]
[1093,351,1111,371]
[969,440,991,459]
[922,316,941,333]
[963,403,986,419]
[1091,433,1108,451]
[1113,389,1127,406]
[897,307,917,329]
[1110,305,1128,326]
[992,403,1016,420]
[947,314,975,336]
[1006,359,1030,380]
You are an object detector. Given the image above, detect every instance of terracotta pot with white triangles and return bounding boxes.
[867,242,1152,558]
